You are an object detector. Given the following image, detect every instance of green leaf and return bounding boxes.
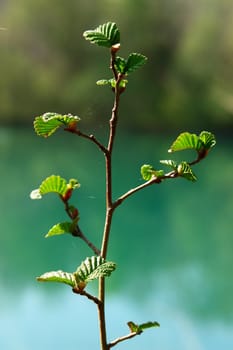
[127,321,160,334]
[74,256,116,284]
[45,222,73,238]
[114,56,127,73]
[141,164,164,181]
[124,53,148,74]
[138,321,160,331]
[39,175,67,196]
[96,79,113,86]
[30,175,80,200]
[96,78,128,89]
[83,22,120,48]
[168,132,202,153]
[37,270,76,288]
[34,113,80,137]
[199,131,216,149]
[160,159,177,170]
[177,161,197,181]
[141,164,153,180]
[114,54,147,74]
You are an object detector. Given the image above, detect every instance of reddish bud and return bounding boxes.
[69,207,79,219]
[62,188,73,202]
[111,43,120,53]
[67,120,78,131]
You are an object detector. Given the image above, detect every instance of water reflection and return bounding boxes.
[1,285,233,350]
[0,128,233,349]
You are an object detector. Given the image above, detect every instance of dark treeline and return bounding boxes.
[0,0,233,133]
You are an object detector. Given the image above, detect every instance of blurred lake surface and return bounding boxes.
[0,127,232,350]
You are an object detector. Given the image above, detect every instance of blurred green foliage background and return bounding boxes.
[0,0,233,133]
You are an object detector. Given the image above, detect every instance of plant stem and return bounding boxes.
[65,128,107,154]
[72,287,101,305]
[98,278,109,350]
[108,332,138,348]
[73,225,101,255]
[62,198,101,255]
[113,176,163,209]
[97,50,124,350]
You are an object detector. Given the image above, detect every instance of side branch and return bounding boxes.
[113,154,205,209]
[113,175,166,209]
[63,200,101,255]
[108,332,139,348]
[65,127,108,154]
[72,287,101,305]
[73,225,101,256]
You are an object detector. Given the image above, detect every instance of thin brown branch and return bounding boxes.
[107,76,122,154]
[98,278,108,350]
[97,49,123,350]
[72,287,101,305]
[108,332,139,348]
[113,175,166,209]
[64,127,108,154]
[63,200,101,255]
[188,152,206,166]
[110,47,118,80]
[73,225,101,256]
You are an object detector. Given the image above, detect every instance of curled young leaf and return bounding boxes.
[74,256,116,284]
[177,161,197,182]
[160,159,177,170]
[141,164,164,181]
[114,56,127,73]
[127,320,160,334]
[96,79,113,86]
[141,164,154,181]
[199,131,216,149]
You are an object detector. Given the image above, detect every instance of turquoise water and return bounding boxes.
[0,127,232,349]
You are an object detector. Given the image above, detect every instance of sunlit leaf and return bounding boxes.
[141,164,153,181]
[30,175,80,200]
[83,22,120,48]
[199,131,216,149]
[37,270,76,288]
[168,132,202,153]
[160,159,177,169]
[127,321,160,334]
[96,78,128,90]
[177,161,197,181]
[141,164,164,181]
[74,256,116,284]
[39,175,68,196]
[45,222,73,238]
[96,79,113,86]
[34,112,80,137]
